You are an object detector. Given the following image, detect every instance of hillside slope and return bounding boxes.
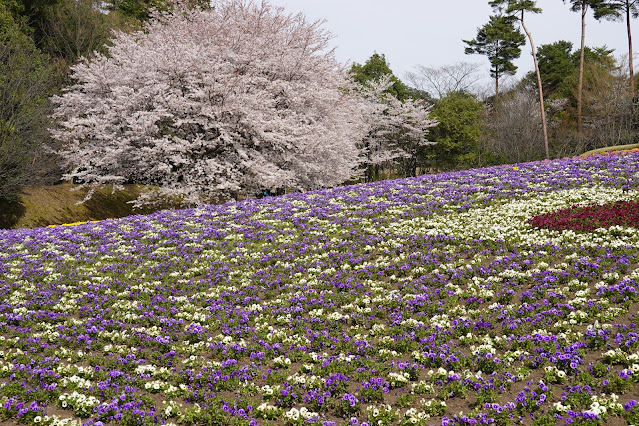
[1,154,639,425]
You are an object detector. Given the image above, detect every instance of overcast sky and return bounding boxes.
[267,0,636,92]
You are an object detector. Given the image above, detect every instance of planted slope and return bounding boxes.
[0,154,639,425]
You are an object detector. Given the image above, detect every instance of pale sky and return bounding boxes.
[267,0,636,92]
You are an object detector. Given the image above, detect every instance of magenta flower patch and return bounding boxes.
[528,200,639,232]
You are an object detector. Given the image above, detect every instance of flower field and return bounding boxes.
[1,154,639,426]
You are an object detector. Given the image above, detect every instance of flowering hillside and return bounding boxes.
[1,153,639,426]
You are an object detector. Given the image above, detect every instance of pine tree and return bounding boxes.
[463,15,526,98]
[350,53,411,101]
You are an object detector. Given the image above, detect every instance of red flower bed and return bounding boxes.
[528,200,639,232]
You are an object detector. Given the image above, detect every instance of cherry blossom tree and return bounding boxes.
[359,76,437,181]
[51,0,369,206]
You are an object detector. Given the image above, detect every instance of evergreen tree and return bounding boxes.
[102,0,209,25]
[105,0,169,23]
[527,42,615,99]
[428,91,484,170]
[463,14,525,98]
[534,40,576,97]
[350,53,410,101]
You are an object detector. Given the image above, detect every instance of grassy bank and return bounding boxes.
[0,183,157,229]
[580,143,639,157]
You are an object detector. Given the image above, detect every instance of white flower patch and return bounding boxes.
[285,407,319,421]
[272,356,291,368]
[401,318,425,328]
[411,381,434,395]
[256,402,280,415]
[602,348,639,365]
[40,415,81,426]
[403,407,429,421]
[144,379,169,392]
[378,348,399,359]
[58,392,100,417]
[388,371,410,388]
[60,375,91,389]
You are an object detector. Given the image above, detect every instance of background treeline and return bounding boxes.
[354,47,638,181]
[0,0,161,201]
[1,0,638,205]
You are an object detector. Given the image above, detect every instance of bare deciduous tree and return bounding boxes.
[404,62,482,99]
[482,87,545,164]
[581,56,635,150]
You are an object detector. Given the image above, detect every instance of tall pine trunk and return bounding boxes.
[520,12,549,160]
[627,4,635,97]
[577,2,587,134]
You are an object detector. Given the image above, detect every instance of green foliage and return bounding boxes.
[0,2,51,200]
[623,402,639,426]
[603,373,632,393]
[103,0,210,25]
[361,387,385,403]
[463,15,525,94]
[406,86,435,103]
[577,45,615,68]
[421,400,447,417]
[38,0,119,64]
[476,389,499,406]
[4,0,61,48]
[366,405,398,425]
[564,0,608,14]
[107,0,171,23]
[0,0,25,22]
[563,46,615,102]
[427,91,484,170]
[526,41,615,99]
[532,413,557,426]
[591,362,609,377]
[531,40,575,97]
[396,393,414,408]
[350,53,411,100]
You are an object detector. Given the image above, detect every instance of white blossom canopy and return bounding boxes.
[52,0,369,206]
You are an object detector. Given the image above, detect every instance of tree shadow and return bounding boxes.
[0,198,26,229]
[83,187,165,220]
[83,189,138,220]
